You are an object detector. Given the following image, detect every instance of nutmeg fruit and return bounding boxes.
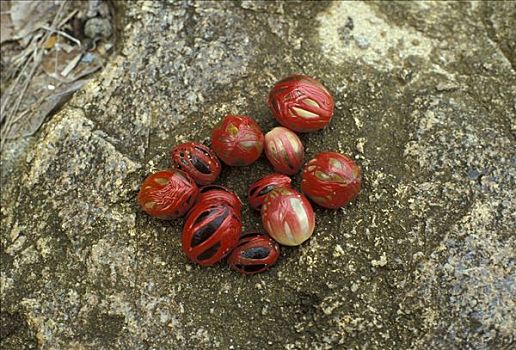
[171,142,221,185]
[137,169,198,219]
[261,187,315,246]
[268,74,334,133]
[211,115,264,166]
[301,152,361,209]
[248,173,292,211]
[227,232,280,275]
[264,127,304,175]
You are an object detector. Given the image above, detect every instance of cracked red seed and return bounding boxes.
[137,169,199,220]
[268,74,334,133]
[301,152,361,209]
[197,184,242,216]
[211,115,264,166]
[182,202,242,266]
[227,232,280,275]
[171,142,221,185]
[248,173,292,211]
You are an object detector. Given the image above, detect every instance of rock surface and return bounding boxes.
[1,1,515,349]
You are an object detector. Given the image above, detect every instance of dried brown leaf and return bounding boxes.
[41,47,81,79]
[6,79,90,139]
[10,0,60,40]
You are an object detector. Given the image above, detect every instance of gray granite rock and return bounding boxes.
[1,1,514,349]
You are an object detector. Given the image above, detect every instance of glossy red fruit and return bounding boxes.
[228,232,280,275]
[197,184,242,215]
[261,187,315,246]
[264,127,304,175]
[247,173,292,211]
[301,152,361,209]
[211,115,264,166]
[268,74,334,133]
[171,142,221,185]
[182,202,242,266]
[137,169,199,219]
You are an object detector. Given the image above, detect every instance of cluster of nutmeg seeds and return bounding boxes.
[137,74,362,275]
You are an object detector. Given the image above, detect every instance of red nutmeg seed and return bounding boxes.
[228,232,280,275]
[182,202,242,266]
[211,115,264,166]
[301,152,361,209]
[197,184,242,216]
[137,169,199,220]
[268,74,334,133]
[261,187,315,246]
[171,142,221,185]
[264,127,304,175]
[247,173,292,211]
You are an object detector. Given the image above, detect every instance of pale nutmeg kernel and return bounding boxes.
[261,187,315,246]
[264,127,304,175]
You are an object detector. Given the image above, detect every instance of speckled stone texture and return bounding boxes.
[1,1,515,349]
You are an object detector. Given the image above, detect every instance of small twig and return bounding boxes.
[61,53,83,77]
[1,52,40,148]
[9,31,43,70]
[53,33,60,76]
[41,25,82,48]
[58,9,78,28]
[0,34,43,121]
[1,69,25,122]
[8,109,29,128]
